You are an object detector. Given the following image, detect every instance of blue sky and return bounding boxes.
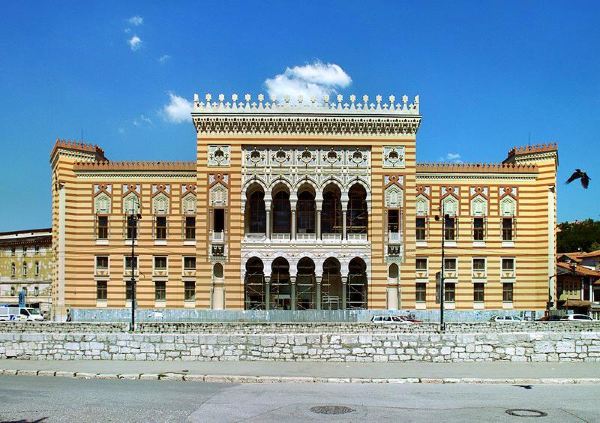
[0,1,598,231]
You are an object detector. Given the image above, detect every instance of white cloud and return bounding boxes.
[158,54,171,64]
[133,114,153,127]
[128,16,143,26]
[128,35,142,51]
[264,61,352,102]
[162,92,193,123]
[439,152,463,163]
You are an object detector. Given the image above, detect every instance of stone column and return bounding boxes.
[315,276,322,310]
[341,276,348,310]
[290,276,297,311]
[342,208,347,241]
[264,196,272,241]
[264,276,271,311]
[316,206,322,241]
[291,209,297,241]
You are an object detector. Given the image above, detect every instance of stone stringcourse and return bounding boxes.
[1,322,599,363]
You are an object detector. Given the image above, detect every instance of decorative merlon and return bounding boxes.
[416,162,538,174]
[73,161,196,171]
[192,93,420,115]
[51,139,106,161]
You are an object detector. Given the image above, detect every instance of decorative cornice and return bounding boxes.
[73,161,196,171]
[192,93,421,136]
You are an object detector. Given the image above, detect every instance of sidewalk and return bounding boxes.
[2,359,600,384]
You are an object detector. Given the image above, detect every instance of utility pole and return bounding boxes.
[435,210,447,332]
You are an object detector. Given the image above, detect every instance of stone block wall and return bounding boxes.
[0,322,599,362]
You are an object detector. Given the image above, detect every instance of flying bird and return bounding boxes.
[566,169,591,189]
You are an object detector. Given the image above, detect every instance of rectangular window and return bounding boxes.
[35,246,40,255]
[126,216,137,240]
[34,262,40,277]
[388,209,400,233]
[97,216,109,239]
[443,258,457,271]
[444,283,455,302]
[183,256,196,270]
[473,217,485,241]
[154,256,167,271]
[472,258,486,271]
[416,217,426,241]
[416,283,427,302]
[444,216,456,241]
[184,281,196,301]
[156,216,167,239]
[155,281,166,301]
[22,263,27,277]
[474,283,485,302]
[416,258,428,272]
[213,209,225,233]
[503,283,514,302]
[185,216,196,240]
[502,217,513,241]
[125,256,138,271]
[502,258,515,271]
[96,256,109,270]
[11,247,15,256]
[96,281,107,300]
[126,281,133,301]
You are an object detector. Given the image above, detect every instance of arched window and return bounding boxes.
[322,257,342,310]
[182,194,196,215]
[500,196,516,217]
[388,263,399,280]
[296,257,316,310]
[471,196,487,216]
[296,191,316,234]
[213,263,224,279]
[272,190,291,234]
[347,184,368,234]
[11,262,16,277]
[347,257,368,309]
[22,262,28,277]
[248,191,266,233]
[245,257,265,310]
[35,261,40,277]
[442,196,459,217]
[321,185,342,235]
[270,257,291,310]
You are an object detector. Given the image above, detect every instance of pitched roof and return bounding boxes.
[557,261,600,278]
[579,250,600,259]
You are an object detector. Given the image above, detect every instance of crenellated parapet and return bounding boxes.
[73,161,196,171]
[192,93,421,137]
[417,162,538,174]
[504,143,558,165]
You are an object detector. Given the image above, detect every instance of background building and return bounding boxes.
[0,228,53,315]
[50,93,558,321]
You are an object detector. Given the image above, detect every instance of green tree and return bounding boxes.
[557,219,600,253]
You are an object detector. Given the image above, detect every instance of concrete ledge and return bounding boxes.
[4,368,600,385]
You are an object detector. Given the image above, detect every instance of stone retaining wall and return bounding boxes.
[2,321,600,334]
[0,324,599,363]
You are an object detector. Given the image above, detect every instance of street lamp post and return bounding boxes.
[435,211,448,332]
[128,211,141,332]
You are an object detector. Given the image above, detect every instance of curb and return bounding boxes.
[2,369,600,385]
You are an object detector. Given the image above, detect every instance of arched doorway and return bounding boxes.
[246,184,266,234]
[347,257,368,309]
[321,184,342,240]
[347,184,368,239]
[244,257,265,310]
[270,257,291,310]
[296,257,316,310]
[322,257,342,310]
[387,263,399,310]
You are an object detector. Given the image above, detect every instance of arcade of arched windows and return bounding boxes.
[243,180,370,242]
[244,256,368,311]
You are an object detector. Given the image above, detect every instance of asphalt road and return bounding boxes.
[1,376,599,422]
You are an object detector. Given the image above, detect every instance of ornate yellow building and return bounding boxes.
[0,228,53,314]
[50,93,558,320]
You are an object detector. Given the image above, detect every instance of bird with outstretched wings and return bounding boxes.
[566,169,591,189]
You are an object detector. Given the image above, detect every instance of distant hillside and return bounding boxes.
[558,219,600,253]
